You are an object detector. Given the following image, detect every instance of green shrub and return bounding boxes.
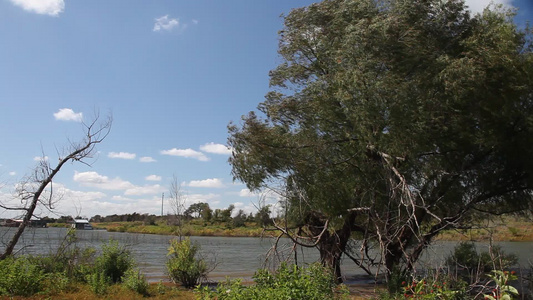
[197,263,348,300]
[122,267,149,296]
[378,273,469,300]
[0,256,45,296]
[86,270,110,295]
[94,239,134,283]
[446,242,518,275]
[166,237,208,288]
[42,271,70,294]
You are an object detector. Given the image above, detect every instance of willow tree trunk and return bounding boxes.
[307,211,356,283]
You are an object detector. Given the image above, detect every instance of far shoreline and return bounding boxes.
[45,217,533,242]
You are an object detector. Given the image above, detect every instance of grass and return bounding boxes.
[90,216,533,242]
[5,282,196,300]
[92,220,272,238]
[436,215,533,242]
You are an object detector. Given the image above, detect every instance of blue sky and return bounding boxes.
[0,0,531,219]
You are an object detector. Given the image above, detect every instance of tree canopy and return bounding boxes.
[229,0,533,281]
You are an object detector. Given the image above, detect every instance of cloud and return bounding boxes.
[139,156,156,163]
[10,0,64,16]
[153,15,180,32]
[239,188,258,197]
[73,171,134,191]
[124,184,164,196]
[73,171,164,197]
[161,148,209,161]
[186,193,220,206]
[9,172,16,176]
[231,201,257,216]
[145,175,161,181]
[192,19,199,25]
[111,195,136,202]
[187,178,225,188]
[464,0,513,14]
[200,143,232,155]
[53,108,83,122]
[108,152,136,160]
[33,156,49,162]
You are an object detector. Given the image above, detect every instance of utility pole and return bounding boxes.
[161,192,164,217]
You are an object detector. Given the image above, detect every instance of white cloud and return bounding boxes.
[53,108,83,122]
[192,19,199,25]
[108,152,136,160]
[73,171,134,191]
[125,184,164,196]
[153,15,180,32]
[33,156,49,162]
[111,195,136,202]
[200,143,232,155]
[160,148,209,161]
[10,0,64,16]
[464,0,513,14]
[186,193,220,207]
[239,188,258,197]
[9,172,16,176]
[187,178,225,188]
[73,171,164,198]
[145,175,161,181]
[139,156,156,163]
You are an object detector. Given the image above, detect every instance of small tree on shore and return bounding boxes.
[166,238,208,288]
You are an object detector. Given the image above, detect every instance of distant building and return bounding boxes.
[70,219,93,230]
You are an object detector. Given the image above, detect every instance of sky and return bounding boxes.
[0,0,532,220]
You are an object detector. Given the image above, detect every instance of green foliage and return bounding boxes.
[94,239,135,283]
[229,0,533,278]
[380,273,470,300]
[122,267,150,296]
[507,227,520,237]
[156,280,167,295]
[255,205,272,227]
[446,242,518,275]
[232,209,247,228]
[0,256,45,296]
[86,270,110,295]
[166,237,208,288]
[28,229,97,282]
[484,270,519,300]
[387,267,410,295]
[400,279,458,299]
[197,263,348,300]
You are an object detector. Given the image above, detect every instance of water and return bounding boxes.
[1,227,532,283]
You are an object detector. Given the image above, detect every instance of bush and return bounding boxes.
[86,270,110,295]
[166,237,208,288]
[197,263,348,300]
[446,242,518,275]
[0,256,45,296]
[122,267,149,296]
[94,239,135,283]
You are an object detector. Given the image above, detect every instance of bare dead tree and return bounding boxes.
[168,174,186,238]
[0,113,112,260]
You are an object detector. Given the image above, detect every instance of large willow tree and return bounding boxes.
[229,0,533,281]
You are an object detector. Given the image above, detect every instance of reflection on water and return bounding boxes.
[1,227,532,283]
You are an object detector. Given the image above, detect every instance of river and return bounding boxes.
[1,227,532,283]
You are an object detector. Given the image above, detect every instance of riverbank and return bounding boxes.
[48,216,533,242]
[436,216,533,242]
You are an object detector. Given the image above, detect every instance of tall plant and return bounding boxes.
[166,237,208,288]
